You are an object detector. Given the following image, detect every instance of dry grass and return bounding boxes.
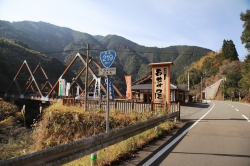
[30,102,155,151]
[1,100,176,165]
[191,52,218,70]
[0,98,29,160]
[242,92,250,103]
[65,121,175,166]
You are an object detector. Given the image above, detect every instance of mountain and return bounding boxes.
[0,20,213,95]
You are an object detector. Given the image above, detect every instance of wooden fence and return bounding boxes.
[63,98,180,114]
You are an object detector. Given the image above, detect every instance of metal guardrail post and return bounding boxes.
[91,152,97,166]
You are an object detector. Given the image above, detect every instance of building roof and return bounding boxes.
[132,71,152,85]
[132,83,189,92]
[132,84,152,90]
[170,84,188,91]
[148,62,174,67]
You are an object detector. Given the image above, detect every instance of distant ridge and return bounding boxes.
[0,20,213,94]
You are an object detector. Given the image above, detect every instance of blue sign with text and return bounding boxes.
[105,78,114,100]
[100,50,116,68]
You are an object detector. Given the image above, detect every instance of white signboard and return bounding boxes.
[99,67,116,76]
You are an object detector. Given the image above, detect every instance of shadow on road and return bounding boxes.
[137,121,195,166]
[181,102,210,109]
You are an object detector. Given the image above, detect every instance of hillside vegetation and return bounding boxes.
[0,20,212,95]
[177,39,250,101]
[0,37,75,93]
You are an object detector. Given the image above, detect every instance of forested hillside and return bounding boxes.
[0,20,213,94]
[0,38,74,93]
[176,39,249,100]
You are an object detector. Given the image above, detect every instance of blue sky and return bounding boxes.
[0,0,249,60]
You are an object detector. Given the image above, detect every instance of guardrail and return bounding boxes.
[0,110,180,166]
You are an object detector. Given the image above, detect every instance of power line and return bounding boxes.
[1,46,201,56]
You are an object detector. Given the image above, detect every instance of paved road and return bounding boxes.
[119,101,250,166]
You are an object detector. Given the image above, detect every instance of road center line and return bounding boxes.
[235,108,239,112]
[142,103,215,166]
[242,115,250,122]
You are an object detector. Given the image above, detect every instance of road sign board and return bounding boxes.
[100,50,116,68]
[99,67,116,76]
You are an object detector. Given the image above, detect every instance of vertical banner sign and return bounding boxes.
[97,77,101,98]
[153,67,167,103]
[58,78,66,96]
[171,91,175,102]
[125,76,132,100]
[109,78,114,100]
[76,86,80,96]
[94,77,101,98]
[105,78,114,100]
[66,82,70,96]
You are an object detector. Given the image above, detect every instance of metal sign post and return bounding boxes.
[99,50,116,133]
[106,75,110,132]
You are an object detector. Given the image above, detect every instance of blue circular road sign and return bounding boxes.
[100,50,116,68]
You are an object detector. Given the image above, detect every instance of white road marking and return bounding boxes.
[242,115,250,122]
[232,105,234,107]
[142,103,216,166]
[235,108,239,112]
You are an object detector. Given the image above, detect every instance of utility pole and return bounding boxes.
[84,44,89,110]
[188,71,190,91]
[201,77,203,102]
[205,70,207,103]
[223,79,225,101]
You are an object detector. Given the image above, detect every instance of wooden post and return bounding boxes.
[178,102,181,121]
[151,101,153,112]
[166,102,168,114]
[115,100,118,109]
[99,100,102,109]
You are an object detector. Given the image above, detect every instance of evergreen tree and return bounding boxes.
[227,40,239,60]
[239,54,250,92]
[221,39,239,61]
[221,39,228,59]
[240,9,250,52]
[239,10,250,93]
